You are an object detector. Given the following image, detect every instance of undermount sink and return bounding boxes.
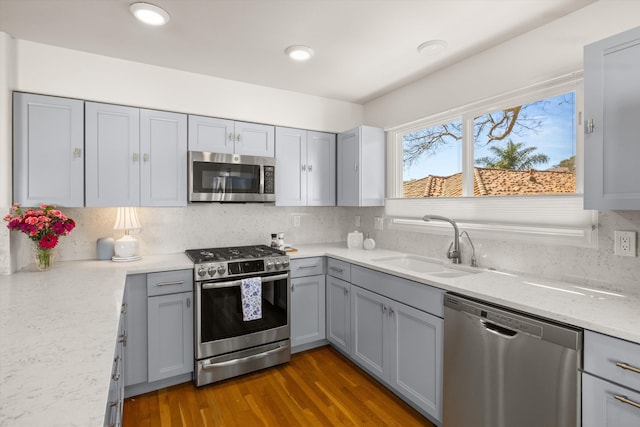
[371,255,445,273]
[371,254,480,277]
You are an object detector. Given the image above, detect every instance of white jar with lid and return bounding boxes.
[347,231,363,249]
[363,233,376,250]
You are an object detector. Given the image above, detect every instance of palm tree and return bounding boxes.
[475,139,549,170]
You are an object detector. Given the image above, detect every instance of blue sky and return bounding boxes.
[403,92,576,180]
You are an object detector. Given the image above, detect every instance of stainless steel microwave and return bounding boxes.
[188,151,276,202]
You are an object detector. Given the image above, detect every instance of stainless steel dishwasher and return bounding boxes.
[443,294,582,427]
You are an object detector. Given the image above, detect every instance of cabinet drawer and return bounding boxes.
[147,269,193,296]
[290,257,325,278]
[327,258,351,282]
[583,372,640,427]
[585,331,640,392]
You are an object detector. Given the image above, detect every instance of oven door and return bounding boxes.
[195,272,290,360]
[188,151,275,202]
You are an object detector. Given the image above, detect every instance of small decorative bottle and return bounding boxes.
[363,233,376,250]
[277,232,285,251]
[270,233,278,249]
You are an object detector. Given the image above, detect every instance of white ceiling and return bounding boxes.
[0,0,596,104]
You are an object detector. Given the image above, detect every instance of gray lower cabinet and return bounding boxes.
[104,302,127,427]
[348,265,444,424]
[583,331,640,426]
[124,269,194,397]
[326,275,351,355]
[290,257,326,352]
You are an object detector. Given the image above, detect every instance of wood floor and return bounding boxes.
[123,345,434,427]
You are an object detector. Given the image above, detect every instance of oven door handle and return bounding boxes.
[201,344,289,369]
[202,273,289,289]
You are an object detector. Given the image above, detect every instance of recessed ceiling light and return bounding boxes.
[285,45,314,61]
[130,2,170,26]
[417,39,448,56]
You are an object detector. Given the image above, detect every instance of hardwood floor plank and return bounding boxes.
[123,346,434,427]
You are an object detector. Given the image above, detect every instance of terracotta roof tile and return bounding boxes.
[403,167,575,198]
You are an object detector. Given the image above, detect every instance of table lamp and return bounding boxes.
[113,207,142,261]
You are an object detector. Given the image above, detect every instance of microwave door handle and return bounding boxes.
[202,273,289,289]
[260,164,265,194]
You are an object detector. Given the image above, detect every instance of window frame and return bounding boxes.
[385,73,597,247]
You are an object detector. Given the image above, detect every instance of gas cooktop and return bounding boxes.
[185,245,289,281]
[185,245,286,263]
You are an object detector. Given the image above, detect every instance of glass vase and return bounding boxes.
[35,246,54,271]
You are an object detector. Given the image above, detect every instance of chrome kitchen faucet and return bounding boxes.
[422,214,461,264]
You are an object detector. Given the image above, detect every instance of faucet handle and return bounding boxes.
[446,242,460,261]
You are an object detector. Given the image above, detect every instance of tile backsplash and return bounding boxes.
[3,203,640,296]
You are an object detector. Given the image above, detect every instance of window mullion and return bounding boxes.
[461,113,475,196]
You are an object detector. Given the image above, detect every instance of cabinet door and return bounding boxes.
[584,26,640,210]
[291,275,326,350]
[124,274,148,388]
[326,276,350,355]
[187,115,234,153]
[350,285,388,379]
[147,292,194,382]
[140,109,187,206]
[85,102,140,207]
[583,373,640,427]
[337,127,360,206]
[275,127,307,206]
[307,131,336,206]
[13,93,84,207]
[389,301,443,422]
[235,121,275,157]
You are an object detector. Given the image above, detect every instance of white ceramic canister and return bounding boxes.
[347,231,364,249]
[363,233,376,250]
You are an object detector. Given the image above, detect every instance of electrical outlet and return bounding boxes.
[355,215,361,227]
[614,230,636,257]
[374,216,384,230]
[293,215,301,228]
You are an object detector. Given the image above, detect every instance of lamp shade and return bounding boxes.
[113,207,141,231]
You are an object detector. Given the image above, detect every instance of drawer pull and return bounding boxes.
[298,264,320,269]
[156,280,185,287]
[329,266,344,273]
[614,394,640,410]
[615,362,640,375]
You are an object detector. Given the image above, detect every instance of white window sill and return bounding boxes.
[385,194,597,248]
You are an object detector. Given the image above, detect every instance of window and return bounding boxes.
[386,74,596,247]
[402,92,576,198]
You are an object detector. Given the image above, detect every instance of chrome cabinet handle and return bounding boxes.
[112,356,121,381]
[291,284,294,292]
[381,303,386,314]
[298,264,320,269]
[302,165,307,172]
[119,329,128,346]
[228,132,233,141]
[586,118,595,134]
[308,164,312,172]
[615,362,640,375]
[203,273,289,289]
[388,307,394,316]
[143,153,149,162]
[614,394,640,410]
[121,303,127,314]
[73,148,82,158]
[236,133,241,142]
[186,297,191,308]
[132,152,139,162]
[344,288,349,295]
[156,280,185,287]
[329,266,344,273]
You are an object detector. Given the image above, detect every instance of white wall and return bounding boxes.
[364,0,640,129]
[1,35,364,273]
[361,0,640,294]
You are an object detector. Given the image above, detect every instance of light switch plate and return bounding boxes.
[293,215,300,228]
[355,215,361,227]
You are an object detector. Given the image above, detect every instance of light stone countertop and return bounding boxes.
[2,244,639,426]
[0,253,193,427]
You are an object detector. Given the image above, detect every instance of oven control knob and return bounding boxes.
[274,260,282,269]
[207,267,216,277]
[197,267,206,277]
[282,259,290,268]
[217,265,226,275]
[266,261,274,270]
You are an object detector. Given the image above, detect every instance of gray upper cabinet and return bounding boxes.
[140,109,187,206]
[337,126,385,207]
[188,115,274,157]
[584,26,640,210]
[86,102,187,207]
[85,102,140,207]
[13,93,84,207]
[275,127,336,206]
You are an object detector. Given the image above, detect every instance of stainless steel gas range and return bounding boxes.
[185,245,291,387]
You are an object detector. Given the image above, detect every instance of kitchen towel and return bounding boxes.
[240,277,262,321]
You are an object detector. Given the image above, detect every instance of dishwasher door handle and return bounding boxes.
[481,320,518,338]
